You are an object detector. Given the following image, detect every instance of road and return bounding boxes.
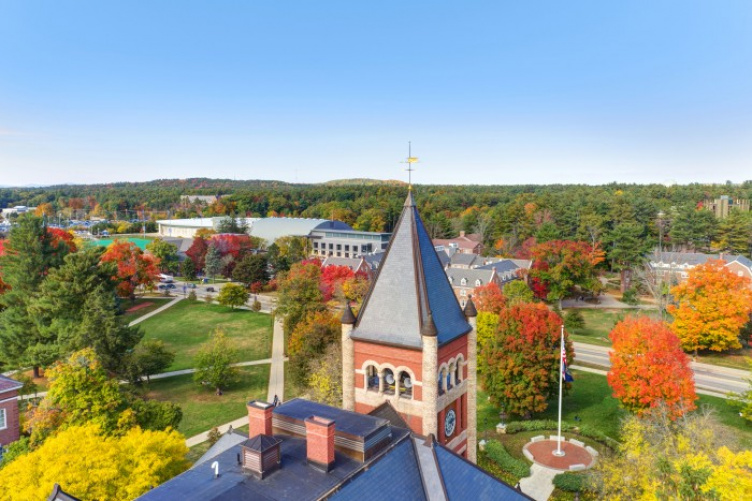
[172,279,277,312]
[573,342,749,395]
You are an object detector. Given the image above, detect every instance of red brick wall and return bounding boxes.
[354,341,423,400]
[438,335,468,379]
[355,402,424,434]
[305,416,335,468]
[0,390,20,446]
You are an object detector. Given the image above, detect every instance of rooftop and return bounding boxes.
[0,375,22,394]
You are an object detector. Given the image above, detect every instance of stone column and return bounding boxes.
[341,322,355,411]
[466,315,478,463]
[378,369,385,394]
[422,335,438,437]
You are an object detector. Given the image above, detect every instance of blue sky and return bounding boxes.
[1,1,750,186]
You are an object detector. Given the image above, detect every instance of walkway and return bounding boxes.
[267,318,285,403]
[128,296,183,326]
[518,463,558,501]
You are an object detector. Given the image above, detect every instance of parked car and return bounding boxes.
[206,287,216,292]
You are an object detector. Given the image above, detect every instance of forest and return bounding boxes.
[2,178,752,261]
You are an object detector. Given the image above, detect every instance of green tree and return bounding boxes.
[180,257,196,280]
[669,206,718,252]
[276,261,326,336]
[502,280,534,306]
[215,214,248,234]
[729,358,752,423]
[307,342,342,406]
[232,253,269,286]
[479,302,573,418]
[146,238,179,274]
[204,243,222,281]
[607,222,649,292]
[193,329,238,394]
[716,210,752,255]
[0,215,70,374]
[122,339,175,383]
[218,283,249,309]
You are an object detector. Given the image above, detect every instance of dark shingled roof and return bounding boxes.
[352,192,470,348]
[368,401,409,430]
[340,303,356,325]
[463,298,477,318]
[0,375,22,394]
[47,484,82,501]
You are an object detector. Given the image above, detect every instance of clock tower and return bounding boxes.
[341,191,478,462]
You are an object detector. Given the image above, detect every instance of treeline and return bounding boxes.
[3,179,752,258]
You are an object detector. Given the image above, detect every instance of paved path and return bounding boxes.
[148,358,277,381]
[562,294,654,310]
[267,317,285,403]
[185,416,250,447]
[518,463,557,501]
[128,296,183,326]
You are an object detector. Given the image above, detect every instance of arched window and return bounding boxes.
[447,364,455,390]
[438,368,446,395]
[366,365,379,391]
[475,279,481,287]
[460,278,467,286]
[455,359,462,384]
[399,371,413,399]
[383,368,395,395]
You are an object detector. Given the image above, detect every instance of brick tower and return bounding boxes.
[341,190,478,462]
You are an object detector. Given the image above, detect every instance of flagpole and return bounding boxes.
[553,324,565,457]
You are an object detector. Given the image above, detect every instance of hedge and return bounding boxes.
[553,472,586,492]
[503,420,618,448]
[484,440,531,479]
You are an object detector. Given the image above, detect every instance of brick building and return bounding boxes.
[342,191,478,462]
[0,375,21,450]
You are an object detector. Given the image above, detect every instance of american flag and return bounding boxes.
[562,343,574,383]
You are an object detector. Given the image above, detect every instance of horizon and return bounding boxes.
[2,2,751,186]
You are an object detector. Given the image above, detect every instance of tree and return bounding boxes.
[320,265,355,302]
[479,302,573,417]
[528,240,604,308]
[232,253,268,286]
[591,408,752,501]
[729,358,752,423]
[204,243,222,281]
[185,236,208,273]
[0,424,188,501]
[668,260,752,354]
[607,316,697,419]
[669,206,717,252]
[288,310,339,385]
[607,222,648,292]
[0,215,70,374]
[715,210,752,255]
[122,339,175,383]
[146,238,179,274]
[101,240,160,297]
[193,329,239,393]
[180,257,196,280]
[218,283,249,309]
[502,280,534,306]
[472,282,506,315]
[215,214,248,234]
[475,311,499,360]
[276,261,326,336]
[307,342,342,406]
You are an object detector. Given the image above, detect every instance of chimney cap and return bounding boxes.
[305,415,336,427]
[247,400,274,411]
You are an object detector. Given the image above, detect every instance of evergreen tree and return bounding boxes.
[0,215,69,373]
[232,254,269,286]
[716,210,752,256]
[607,222,649,292]
[180,257,196,280]
[204,243,222,281]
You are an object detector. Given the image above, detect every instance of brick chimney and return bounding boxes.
[459,231,465,238]
[247,400,274,438]
[305,416,336,472]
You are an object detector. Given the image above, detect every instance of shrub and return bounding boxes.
[553,472,586,492]
[564,310,585,330]
[204,293,213,304]
[207,427,221,447]
[484,440,530,479]
[621,288,639,305]
[252,300,262,312]
[504,420,618,448]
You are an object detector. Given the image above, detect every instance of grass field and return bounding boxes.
[564,308,661,347]
[145,365,269,438]
[137,300,273,370]
[478,369,752,449]
[119,297,170,324]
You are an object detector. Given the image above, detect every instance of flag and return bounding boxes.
[562,344,574,383]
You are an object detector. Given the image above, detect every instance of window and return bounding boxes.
[399,371,413,399]
[460,278,467,286]
[460,289,467,297]
[366,366,379,391]
[336,244,342,251]
[475,279,481,287]
[313,242,318,249]
[0,408,6,430]
[345,245,350,252]
[455,361,462,384]
[383,369,395,395]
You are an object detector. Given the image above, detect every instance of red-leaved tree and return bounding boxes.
[472,282,506,314]
[607,316,697,420]
[101,240,161,297]
[479,302,573,417]
[528,240,604,307]
[320,265,355,302]
[48,228,77,254]
[186,237,208,273]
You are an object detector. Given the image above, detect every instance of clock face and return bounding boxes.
[444,409,456,437]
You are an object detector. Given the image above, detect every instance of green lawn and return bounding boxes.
[478,369,752,449]
[146,365,269,438]
[565,308,661,347]
[119,298,170,324]
[137,300,273,370]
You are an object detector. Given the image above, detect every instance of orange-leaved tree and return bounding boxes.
[101,240,160,297]
[528,240,604,308]
[473,282,506,315]
[667,259,752,354]
[479,302,573,417]
[607,316,697,419]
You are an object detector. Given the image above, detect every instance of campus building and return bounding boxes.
[647,251,752,286]
[310,228,391,259]
[0,375,22,450]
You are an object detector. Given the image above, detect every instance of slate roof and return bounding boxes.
[446,268,496,287]
[648,251,752,270]
[192,431,249,468]
[359,251,385,271]
[321,256,364,271]
[448,253,479,267]
[368,401,409,429]
[0,375,22,394]
[351,192,471,348]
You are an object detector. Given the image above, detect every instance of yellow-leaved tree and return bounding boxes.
[668,259,752,354]
[591,407,752,500]
[0,424,189,501]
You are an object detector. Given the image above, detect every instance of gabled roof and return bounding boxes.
[446,268,496,287]
[351,192,471,348]
[0,375,22,394]
[322,256,364,271]
[368,401,409,430]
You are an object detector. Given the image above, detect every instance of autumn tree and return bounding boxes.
[342,273,370,303]
[607,316,697,419]
[193,329,239,394]
[101,240,160,297]
[668,259,752,354]
[729,358,752,423]
[472,282,506,314]
[320,264,355,302]
[185,236,208,272]
[288,310,339,385]
[146,238,179,274]
[276,260,326,336]
[0,424,188,501]
[232,253,269,286]
[528,240,604,308]
[218,283,249,309]
[591,408,752,501]
[479,302,573,417]
[307,342,343,407]
[502,280,534,306]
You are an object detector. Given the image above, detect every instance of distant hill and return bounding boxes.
[322,178,407,187]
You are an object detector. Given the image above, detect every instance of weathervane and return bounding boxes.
[401,141,419,190]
